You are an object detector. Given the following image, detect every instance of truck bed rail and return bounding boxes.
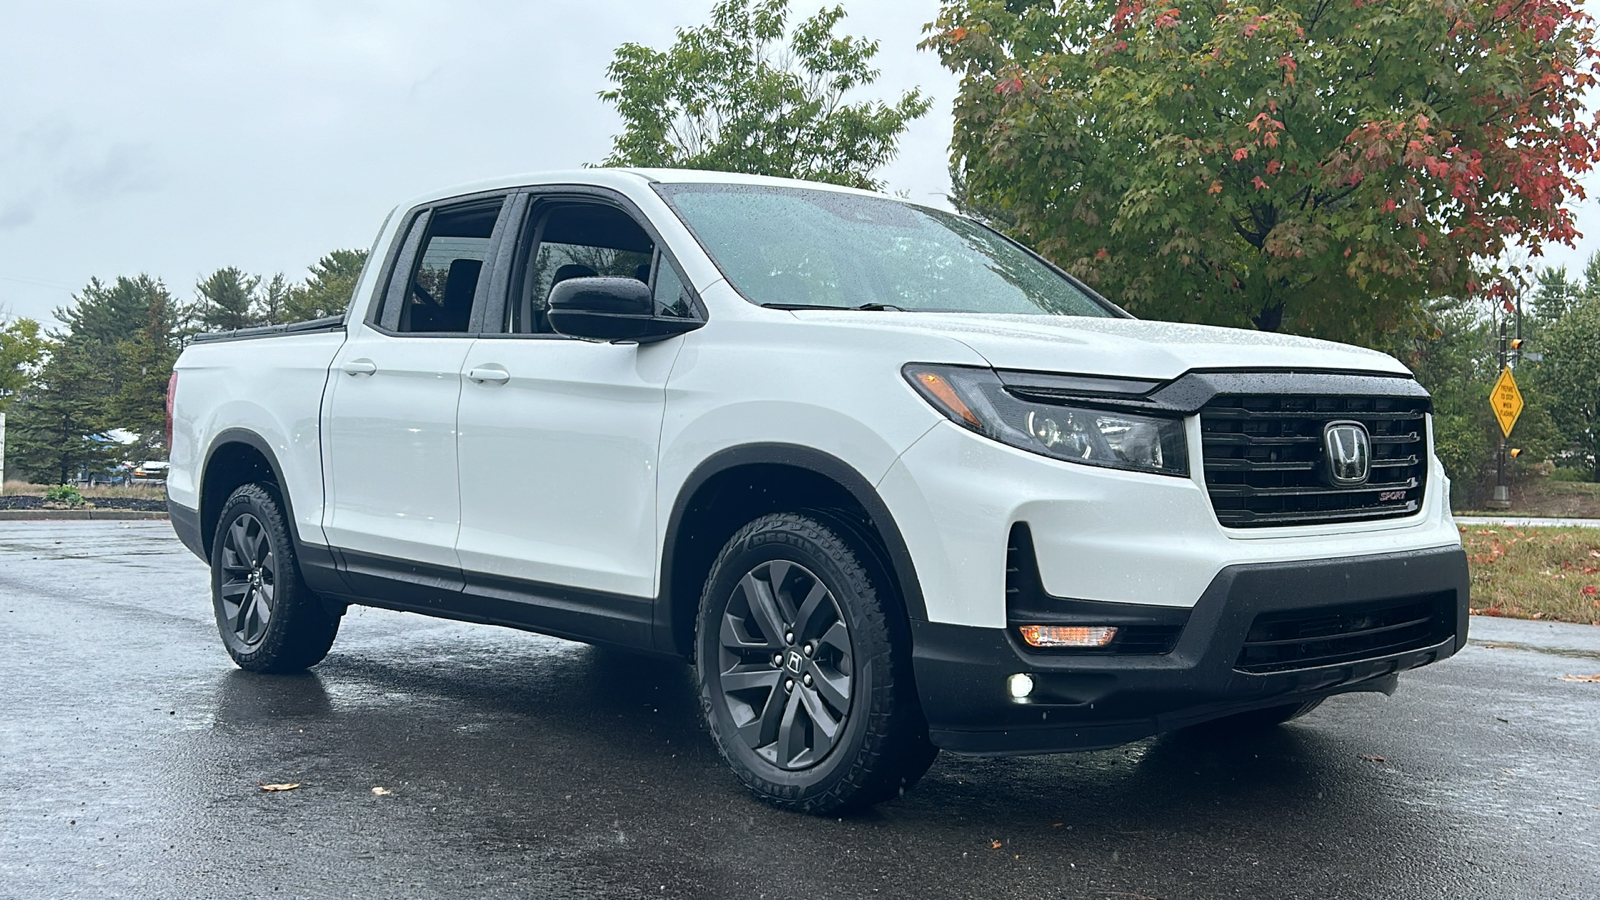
[190,315,346,344]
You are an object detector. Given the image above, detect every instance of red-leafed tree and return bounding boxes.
[925,1,1600,343]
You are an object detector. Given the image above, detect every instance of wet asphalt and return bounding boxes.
[2,521,1597,900]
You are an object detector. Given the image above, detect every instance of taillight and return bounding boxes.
[165,370,178,451]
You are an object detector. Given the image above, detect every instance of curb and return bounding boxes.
[1455,515,1600,529]
[0,509,169,521]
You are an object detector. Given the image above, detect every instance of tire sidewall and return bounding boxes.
[697,515,889,803]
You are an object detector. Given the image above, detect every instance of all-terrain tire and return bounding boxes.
[210,483,339,672]
[695,512,936,814]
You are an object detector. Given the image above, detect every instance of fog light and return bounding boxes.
[1007,673,1035,699]
[1018,625,1118,649]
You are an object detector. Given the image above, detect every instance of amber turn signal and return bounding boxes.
[1018,625,1118,648]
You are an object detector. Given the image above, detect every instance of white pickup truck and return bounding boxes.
[167,169,1470,813]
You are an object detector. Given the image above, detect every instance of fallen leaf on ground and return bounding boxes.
[1359,754,1387,763]
[259,782,300,792]
[990,840,1003,849]
[1560,674,1600,682]
[371,787,392,795]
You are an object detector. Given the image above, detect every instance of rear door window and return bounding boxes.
[375,199,505,333]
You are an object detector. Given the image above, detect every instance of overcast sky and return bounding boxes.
[3,0,1597,328]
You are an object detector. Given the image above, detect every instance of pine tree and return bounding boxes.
[7,341,119,484]
[115,295,179,458]
[196,267,261,332]
[55,276,176,346]
[258,273,291,326]
[284,250,367,322]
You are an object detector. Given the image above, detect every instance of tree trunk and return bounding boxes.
[1253,301,1284,332]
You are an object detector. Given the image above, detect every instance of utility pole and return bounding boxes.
[1489,284,1526,509]
[1493,319,1509,506]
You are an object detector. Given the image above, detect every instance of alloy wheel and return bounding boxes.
[218,512,275,647]
[716,559,854,770]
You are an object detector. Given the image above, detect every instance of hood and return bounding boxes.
[795,312,1411,381]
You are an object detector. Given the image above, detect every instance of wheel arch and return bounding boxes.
[199,429,295,558]
[656,443,927,659]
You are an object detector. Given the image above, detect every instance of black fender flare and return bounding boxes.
[196,428,348,598]
[199,428,300,549]
[656,443,928,656]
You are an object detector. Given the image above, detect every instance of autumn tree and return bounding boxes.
[600,0,931,189]
[926,1,1600,343]
[284,249,367,322]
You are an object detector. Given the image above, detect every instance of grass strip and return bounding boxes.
[1460,525,1600,625]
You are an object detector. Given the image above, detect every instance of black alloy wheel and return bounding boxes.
[696,512,937,814]
[210,483,340,672]
[218,512,276,648]
[716,559,854,770]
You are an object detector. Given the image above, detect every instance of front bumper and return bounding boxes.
[912,545,1470,755]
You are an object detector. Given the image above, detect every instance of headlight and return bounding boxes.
[903,364,1189,476]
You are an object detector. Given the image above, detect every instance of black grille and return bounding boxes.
[1234,592,1453,673]
[1201,394,1429,527]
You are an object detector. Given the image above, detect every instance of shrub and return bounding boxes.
[43,484,86,508]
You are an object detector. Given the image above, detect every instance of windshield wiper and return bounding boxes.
[760,302,908,311]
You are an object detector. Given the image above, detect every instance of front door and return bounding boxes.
[454,197,696,610]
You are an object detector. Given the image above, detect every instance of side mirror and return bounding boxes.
[547,276,702,343]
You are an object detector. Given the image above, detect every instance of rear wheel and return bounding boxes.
[211,483,339,672]
[696,512,936,814]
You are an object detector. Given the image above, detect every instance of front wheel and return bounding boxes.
[696,512,935,814]
[211,483,340,672]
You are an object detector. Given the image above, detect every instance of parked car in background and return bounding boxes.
[131,460,169,485]
[166,169,1470,814]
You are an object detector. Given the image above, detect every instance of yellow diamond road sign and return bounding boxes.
[1490,366,1523,438]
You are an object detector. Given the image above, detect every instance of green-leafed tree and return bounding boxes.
[1531,264,1586,325]
[285,250,367,322]
[1383,300,1495,504]
[1539,295,1600,480]
[6,341,118,484]
[599,0,931,189]
[196,267,261,332]
[115,294,180,459]
[1,315,47,412]
[926,1,1600,344]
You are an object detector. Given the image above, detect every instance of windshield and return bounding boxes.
[654,183,1117,317]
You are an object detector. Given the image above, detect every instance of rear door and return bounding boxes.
[453,191,698,612]
[321,194,512,584]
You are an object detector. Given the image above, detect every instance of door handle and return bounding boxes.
[341,358,377,377]
[467,364,510,385]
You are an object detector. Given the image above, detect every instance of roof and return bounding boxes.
[395,167,889,212]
